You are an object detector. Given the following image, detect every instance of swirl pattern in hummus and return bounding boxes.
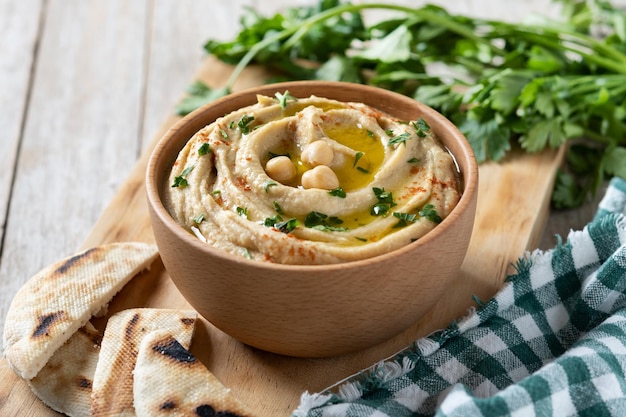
[164,94,461,265]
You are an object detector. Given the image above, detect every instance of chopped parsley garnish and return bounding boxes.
[238,114,255,134]
[236,206,249,218]
[219,129,229,139]
[263,180,278,192]
[411,117,431,137]
[275,218,299,233]
[193,213,206,224]
[385,129,394,136]
[387,132,412,147]
[353,152,370,173]
[366,130,374,138]
[275,90,298,109]
[304,211,347,232]
[370,187,396,216]
[328,187,346,198]
[242,248,252,259]
[171,165,194,188]
[264,214,282,227]
[264,215,298,234]
[353,152,364,167]
[198,142,211,155]
[228,120,235,129]
[419,204,443,223]
[407,157,420,163]
[212,189,221,195]
[273,201,283,214]
[355,237,367,242]
[393,212,418,228]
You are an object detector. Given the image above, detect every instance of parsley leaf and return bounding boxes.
[353,152,364,167]
[275,90,298,109]
[198,142,211,156]
[387,132,412,147]
[304,211,348,232]
[264,214,283,227]
[371,187,396,216]
[411,117,431,137]
[176,81,230,116]
[238,115,255,134]
[274,218,299,233]
[328,187,346,198]
[236,207,249,218]
[605,146,626,178]
[172,165,194,188]
[263,180,278,192]
[393,212,418,228]
[355,23,413,63]
[419,204,443,223]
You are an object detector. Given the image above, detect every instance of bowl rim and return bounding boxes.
[146,80,478,271]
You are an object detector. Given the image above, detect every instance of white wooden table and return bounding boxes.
[0,0,607,357]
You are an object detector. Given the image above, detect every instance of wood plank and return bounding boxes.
[0,0,149,336]
[0,0,43,252]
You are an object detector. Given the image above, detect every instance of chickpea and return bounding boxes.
[301,165,339,190]
[265,156,296,183]
[301,141,334,167]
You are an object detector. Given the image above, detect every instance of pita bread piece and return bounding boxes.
[133,330,253,417]
[90,308,197,417]
[3,242,159,380]
[28,321,102,417]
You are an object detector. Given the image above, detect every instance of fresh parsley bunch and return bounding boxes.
[177,0,626,209]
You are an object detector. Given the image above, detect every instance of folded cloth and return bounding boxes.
[294,177,626,417]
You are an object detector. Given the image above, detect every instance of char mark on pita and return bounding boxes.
[54,247,99,275]
[160,400,176,410]
[125,312,141,339]
[32,311,66,338]
[77,377,92,389]
[181,317,195,326]
[152,338,196,363]
[195,404,244,417]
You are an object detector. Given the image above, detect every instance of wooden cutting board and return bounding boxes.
[0,57,565,417]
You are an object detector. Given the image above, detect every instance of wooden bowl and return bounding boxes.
[146,81,478,357]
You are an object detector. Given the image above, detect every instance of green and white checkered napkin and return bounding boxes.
[294,177,626,417]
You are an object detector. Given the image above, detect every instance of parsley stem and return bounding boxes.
[225,27,301,89]
[283,4,504,55]
[226,3,505,91]
[581,129,612,145]
[501,27,626,74]
[565,75,626,96]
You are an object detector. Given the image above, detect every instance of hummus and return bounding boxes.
[164,93,461,265]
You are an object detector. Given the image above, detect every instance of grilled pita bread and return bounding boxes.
[90,308,197,417]
[133,330,253,417]
[3,242,159,380]
[28,321,102,417]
